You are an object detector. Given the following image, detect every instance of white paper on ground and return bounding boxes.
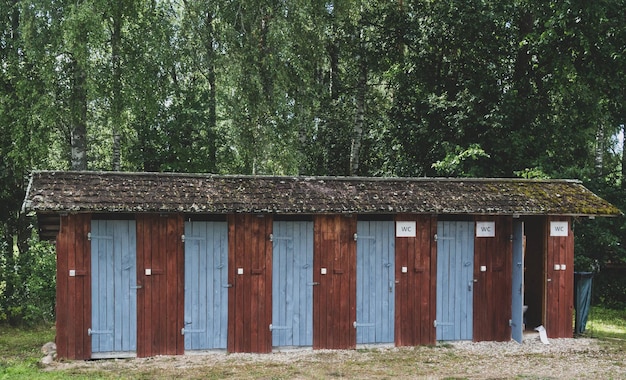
[534,325,550,344]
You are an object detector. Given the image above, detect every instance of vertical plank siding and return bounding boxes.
[313,215,357,349]
[394,215,437,346]
[356,220,395,344]
[436,221,475,341]
[511,221,525,343]
[56,213,92,360]
[53,210,578,359]
[473,216,512,342]
[271,221,314,347]
[90,220,137,356]
[545,216,574,338]
[136,214,184,357]
[228,214,273,353]
[184,221,229,350]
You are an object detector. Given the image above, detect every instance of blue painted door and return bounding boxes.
[511,221,525,343]
[271,221,314,347]
[436,221,474,341]
[91,220,137,357]
[184,221,229,350]
[356,221,395,344]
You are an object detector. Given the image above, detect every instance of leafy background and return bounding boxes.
[1,0,624,324]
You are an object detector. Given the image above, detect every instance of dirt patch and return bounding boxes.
[46,333,626,379]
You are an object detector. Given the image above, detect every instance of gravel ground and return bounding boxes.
[46,332,626,379]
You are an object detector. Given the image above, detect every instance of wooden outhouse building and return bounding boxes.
[22,171,621,359]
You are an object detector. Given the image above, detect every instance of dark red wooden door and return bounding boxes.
[136,214,185,357]
[545,216,574,338]
[56,213,92,360]
[227,214,273,353]
[394,215,437,346]
[313,215,357,349]
[473,216,512,342]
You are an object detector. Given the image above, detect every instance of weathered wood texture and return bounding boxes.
[473,216,512,342]
[313,215,357,349]
[136,214,184,357]
[27,171,621,217]
[436,221,475,341]
[228,214,273,353]
[184,221,229,350]
[91,220,137,355]
[272,221,314,347]
[545,216,574,338]
[394,215,436,346]
[356,221,395,344]
[56,213,92,360]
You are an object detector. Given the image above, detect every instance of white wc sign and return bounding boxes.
[550,221,569,236]
[396,221,416,237]
[476,221,496,237]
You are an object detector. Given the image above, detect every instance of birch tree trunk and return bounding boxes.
[111,4,123,171]
[350,30,367,176]
[70,56,88,171]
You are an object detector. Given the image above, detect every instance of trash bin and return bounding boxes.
[574,272,593,335]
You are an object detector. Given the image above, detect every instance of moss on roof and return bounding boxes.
[22,171,622,217]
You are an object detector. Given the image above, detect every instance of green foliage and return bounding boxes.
[0,237,56,326]
[0,0,625,309]
[432,144,490,177]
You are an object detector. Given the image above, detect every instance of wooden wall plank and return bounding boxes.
[473,216,512,342]
[545,216,574,338]
[136,214,184,357]
[394,215,436,346]
[54,214,91,360]
[136,216,147,357]
[227,215,236,351]
[227,214,273,353]
[313,215,357,349]
[56,215,69,359]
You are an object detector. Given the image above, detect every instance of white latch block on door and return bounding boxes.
[237,268,244,275]
[321,268,327,275]
[145,268,152,276]
[480,265,487,272]
[402,266,408,273]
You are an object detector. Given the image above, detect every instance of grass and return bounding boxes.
[582,305,626,340]
[0,306,624,379]
[0,324,57,379]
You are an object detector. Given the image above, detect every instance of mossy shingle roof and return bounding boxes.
[22,170,621,216]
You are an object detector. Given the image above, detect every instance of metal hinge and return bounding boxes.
[433,233,438,242]
[88,328,112,336]
[87,232,92,241]
[509,319,513,327]
[181,328,185,336]
[269,233,273,242]
[433,320,437,327]
[353,233,358,241]
[269,324,290,332]
[181,234,185,243]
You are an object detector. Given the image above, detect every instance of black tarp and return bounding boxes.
[574,272,594,334]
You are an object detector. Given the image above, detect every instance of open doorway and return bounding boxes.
[522,216,546,330]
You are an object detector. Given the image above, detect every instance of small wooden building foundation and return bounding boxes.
[22,171,620,359]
